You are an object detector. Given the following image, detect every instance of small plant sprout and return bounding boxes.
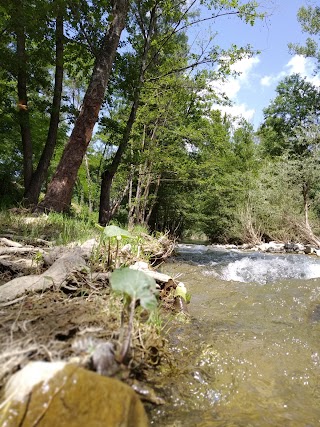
[102,225,133,268]
[110,267,158,362]
[32,250,44,273]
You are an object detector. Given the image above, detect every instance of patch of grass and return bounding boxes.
[0,210,99,245]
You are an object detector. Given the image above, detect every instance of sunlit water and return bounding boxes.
[149,244,320,426]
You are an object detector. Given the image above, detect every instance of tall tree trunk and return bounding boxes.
[24,10,64,205]
[128,120,159,226]
[16,23,33,190]
[84,154,93,213]
[128,126,146,225]
[36,0,129,213]
[140,166,153,222]
[98,86,142,225]
[303,181,311,231]
[98,5,157,225]
[128,165,134,227]
[145,174,161,224]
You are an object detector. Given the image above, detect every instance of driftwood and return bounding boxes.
[0,238,23,248]
[137,269,173,285]
[0,247,47,256]
[0,239,178,306]
[129,262,173,285]
[0,258,33,275]
[0,239,99,305]
[0,251,87,305]
[0,235,52,247]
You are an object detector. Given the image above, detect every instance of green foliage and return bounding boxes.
[1,0,268,243]
[258,74,320,157]
[110,266,158,362]
[110,268,158,311]
[241,113,320,242]
[97,224,134,269]
[289,5,320,72]
[104,225,132,239]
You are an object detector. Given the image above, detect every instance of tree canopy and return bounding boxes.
[2,0,320,245]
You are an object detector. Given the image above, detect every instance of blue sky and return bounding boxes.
[187,0,319,129]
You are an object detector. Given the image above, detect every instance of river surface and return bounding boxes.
[149,244,320,426]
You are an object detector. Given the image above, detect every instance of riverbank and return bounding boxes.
[0,211,182,424]
[186,240,320,256]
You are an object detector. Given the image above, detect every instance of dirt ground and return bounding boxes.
[0,230,176,401]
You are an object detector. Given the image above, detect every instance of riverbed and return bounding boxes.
[149,244,320,426]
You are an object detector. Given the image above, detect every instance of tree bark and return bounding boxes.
[303,181,311,231]
[145,174,161,224]
[36,0,130,213]
[24,10,64,205]
[98,4,157,225]
[16,22,33,190]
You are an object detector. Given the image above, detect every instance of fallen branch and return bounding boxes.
[129,262,173,285]
[0,258,31,275]
[0,238,23,248]
[0,235,52,247]
[0,247,45,256]
[0,251,87,304]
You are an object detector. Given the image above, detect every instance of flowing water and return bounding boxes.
[150,244,320,426]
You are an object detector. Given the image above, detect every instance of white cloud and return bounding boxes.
[260,71,286,87]
[230,56,260,76]
[286,55,308,74]
[260,75,272,87]
[287,55,320,86]
[218,103,255,122]
[210,56,260,122]
[260,55,320,88]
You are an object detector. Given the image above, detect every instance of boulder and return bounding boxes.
[266,242,285,252]
[1,361,148,427]
[257,242,284,253]
[284,242,305,253]
[305,245,315,254]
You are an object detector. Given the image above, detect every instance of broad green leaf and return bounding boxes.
[175,283,187,301]
[104,225,133,239]
[110,268,158,311]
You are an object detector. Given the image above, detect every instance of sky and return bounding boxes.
[187,0,319,129]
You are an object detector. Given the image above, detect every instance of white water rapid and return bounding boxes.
[176,244,320,284]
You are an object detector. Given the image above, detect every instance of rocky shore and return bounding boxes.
[222,241,320,256]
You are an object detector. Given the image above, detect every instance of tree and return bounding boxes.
[194,113,259,242]
[24,2,64,205]
[97,0,263,225]
[283,114,320,244]
[128,72,206,234]
[289,4,320,71]
[98,0,159,225]
[258,74,320,157]
[0,0,71,205]
[36,0,262,217]
[36,0,130,213]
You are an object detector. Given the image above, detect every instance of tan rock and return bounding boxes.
[0,362,148,427]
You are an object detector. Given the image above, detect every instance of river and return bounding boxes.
[149,244,320,426]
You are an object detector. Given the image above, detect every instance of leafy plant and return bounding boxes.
[104,225,132,267]
[110,267,158,362]
[96,224,133,268]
